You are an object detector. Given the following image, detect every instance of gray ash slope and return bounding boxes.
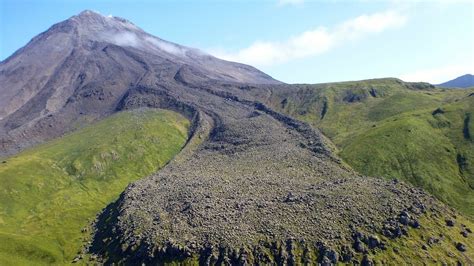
[0,10,456,264]
[0,10,277,157]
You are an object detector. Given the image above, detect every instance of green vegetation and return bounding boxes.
[261,78,474,217]
[372,212,474,264]
[0,108,190,265]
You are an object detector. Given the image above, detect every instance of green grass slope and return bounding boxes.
[0,108,189,265]
[371,211,474,264]
[258,78,474,217]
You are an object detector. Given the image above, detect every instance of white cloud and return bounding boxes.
[104,31,189,57]
[278,0,304,6]
[145,37,187,56]
[211,10,407,66]
[109,32,140,47]
[337,10,407,36]
[399,63,474,84]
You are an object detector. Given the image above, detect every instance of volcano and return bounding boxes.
[0,10,278,157]
[0,10,467,264]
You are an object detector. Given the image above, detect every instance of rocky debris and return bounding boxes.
[342,90,368,103]
[382,222,405,239]
[361,254,374,266]
[351,230,386,254]
[72,254,82,263]
[320,100,328,120]
[369,88,378,97]
[89,254,97,261]
[446,219,455,227]
[409,219,420,228]
[353,239,367,253]
[427,236,440,246]
[283,192,297,203]
[339,245,354,262]
[432,108,445,116]
[406,82,435,91]
[399,211,410,225]
[367,235,381,249]
[456,242,467,252]
[318,243,339,264]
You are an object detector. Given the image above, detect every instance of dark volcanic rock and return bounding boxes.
[432,108,445,116]
[367,235,380,249]
[456,242,467,252]
[446,219,455,227]
[361,254,374,266]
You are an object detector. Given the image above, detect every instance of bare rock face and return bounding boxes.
[0,10,449,264]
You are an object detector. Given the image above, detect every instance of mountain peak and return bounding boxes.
[459,73,473,78]
[78,9,102,17]
[437,73,474,88]
[72,10,107,24]
[68,10,139,32]
[0,10,279,124]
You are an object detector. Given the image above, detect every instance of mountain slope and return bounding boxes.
[0,11,472,265]
[438,74,474,88]
[0,108,189,264]
[0,10,279,157]
[249,78,474,217]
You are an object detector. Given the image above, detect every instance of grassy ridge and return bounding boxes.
[260,79,474,217]
[0,108,189,265]
[341,97,474,216]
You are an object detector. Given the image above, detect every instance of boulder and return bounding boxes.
[456,242,467,252]
[445,219,455,227]
[367,235,380,249]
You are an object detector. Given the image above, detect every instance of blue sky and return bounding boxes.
[1,0,473,84]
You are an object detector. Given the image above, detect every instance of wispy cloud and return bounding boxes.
[210,10,407,66]
[109,32,140,47]
[145,36,187,56]
[104,31,188,57]
[400,63,474,84]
